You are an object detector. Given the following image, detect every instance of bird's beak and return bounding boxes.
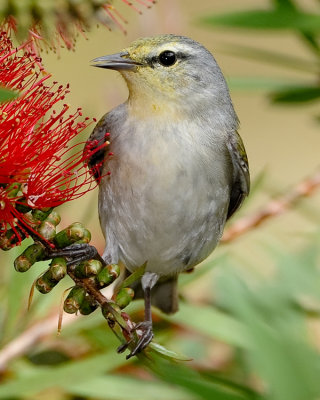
[91,52,142,70]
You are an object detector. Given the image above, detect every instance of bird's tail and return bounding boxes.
[151,277,179,314]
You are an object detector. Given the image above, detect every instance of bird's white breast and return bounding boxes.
[99,111,231,276]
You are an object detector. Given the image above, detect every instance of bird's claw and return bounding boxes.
[118,321,153,359]
[117,341,132,354]
[45,243,100,266]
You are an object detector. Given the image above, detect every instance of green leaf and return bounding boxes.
[164,302,250,349]
[118,262,147,291]
[217,252,320,400]
[201,9,320,33]
[273,0,296,11]
[148,342,192,361]
[0,87,18,102]
[219,43,318,74]
[65,374,194,400]
[151,360,257,400]
[227,77,308,91]
[270,86,320,103]
[0,351,126,398]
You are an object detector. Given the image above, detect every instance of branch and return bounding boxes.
[222,168,320,243]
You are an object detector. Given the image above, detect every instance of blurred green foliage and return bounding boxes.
[1,235,320,399]
[0,0,320,399]
[202,0,320,109]
[0,0,152,48]
[0,87,17,102]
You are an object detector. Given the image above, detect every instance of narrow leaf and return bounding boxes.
[201,10,320,33]
[0,351,126,398]
[219,43,318,74]
[164,302,250,348]
[0,87,18,102]
[270,86,320,103]
[65,375,194,400]
[118,262,147,290]
[148,342,192,361]
[152,360,255,400]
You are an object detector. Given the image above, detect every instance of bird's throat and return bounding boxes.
[127,92,184,120]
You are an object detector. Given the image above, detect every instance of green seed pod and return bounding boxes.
[115,288,135,309]
[13,255,31,272]
[64,286,86,314]
[36,271,57,294]
[54,223,91,248]
[37,220,56,241]
[74,228,91,244]
[45,211,61,226]
[96,264,120,287]
[101,301,121,320]
[32,208,54,221]
[74,259,102,278]
[79,294,98,315]
[48,257,67,281]
[14,242,45,272]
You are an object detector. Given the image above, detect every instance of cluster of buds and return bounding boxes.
[13,207,135,322]
[0,24,143,356]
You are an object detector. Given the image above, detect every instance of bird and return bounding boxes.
[88,34,250,358]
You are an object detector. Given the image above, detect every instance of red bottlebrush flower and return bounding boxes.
[0,28,108,247]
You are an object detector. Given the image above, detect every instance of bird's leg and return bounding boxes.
[44,243,106,267]
[125,272,159,359]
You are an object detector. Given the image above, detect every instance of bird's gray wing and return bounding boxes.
[226,131,250,219]
[84,114,110,183]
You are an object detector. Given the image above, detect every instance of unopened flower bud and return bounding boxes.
[64,286,86,314]
[54,222,91,248]
[96,263,120,287]
[36,271,57,294]
[114,288,135,309]
[74,228,91,244]
[37,220,56,241]
[49,257,67,281]
[101,301,122,321]
[45,211,61,226]
[79,294,98,315]
[32,208,54,221]
[74,259,102,278]
[14,242,45,272]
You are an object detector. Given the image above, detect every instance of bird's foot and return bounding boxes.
[45,243,102,266]
[117,321,154,359]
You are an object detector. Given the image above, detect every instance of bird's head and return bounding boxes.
[92,34,235,119]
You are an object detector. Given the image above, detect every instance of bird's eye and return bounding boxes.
[159,50,177,67]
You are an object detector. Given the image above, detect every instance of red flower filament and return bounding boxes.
[0,29,108,247]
